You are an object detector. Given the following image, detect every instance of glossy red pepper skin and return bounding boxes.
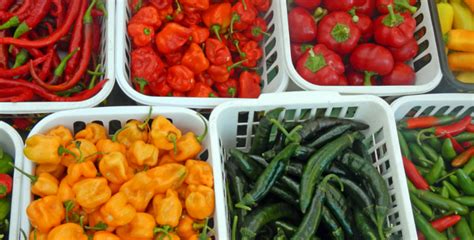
[166,65,195,92]
[296,44,345,85]
[350,43,394,85]
[187,82,217,97]
[130,6,162,28]
[180,0,209,11]
[149,73,173,96]
[164,50,184,66]
[244,17,267,42]
[215,79,237,97]
[155,23,192,54]
[347,69,376,85]
[207,63,232,83]
[196,71,214,87]
[251,0,270,13]
[150,0,172,10]
[24,0,52,29]
[0,55,48,78]
[65,0,87,76]
[128,23,155,47]
[205,38,232,65]
[0,174,12,198]
[357,0,376,17]
[288,7,317,43]
[467,124,474,133]
[435,116,472,137]
[241,41,263,68]
[0,87,34,102]
[431,215,461,232]
[291,43,313,64]
[353,14,373,42]
[447,134,465,154]
[322,0,365,11]
[231,0,257,31]
[388,38,418,62]
[317,12,361,55]
[399,116,456,129]
[294,0,321,10]
[382,62,415,85]
[182,42,210,74]
[0,31,7,68]
[376,0,417,14]
[238,71,260,98]
[0,0,14,11]
[189,25,209,44]
[403,157,430,190]
[181,10,203,26]
[374,6,416,48]
[202,3,232,38]
[131,47,165,84]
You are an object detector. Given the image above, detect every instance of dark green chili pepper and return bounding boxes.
[321,206,344,240]
[453,196,474,206]
[293,145,315,161]
[455,217,473,240]
[454,132,474,142]
[333,176,375,223]
[226,181,234,216]
[409,144,434,167]
[240,203,298,240]
[300,131,364,213]
[456,169,474,196]
[426,137,442,151]
[354,208,378,240]
[249,154,300,194]
[426,157,445,185]
[326,184,354,237]
[414,209,448,240]
[398,130,412,160]
[250,108,284,155]
[353,139,373,164]
[443,181,461,198]
[274,221,297,235]
[287,162,303,177]
[273,227,287,240]
[410,192,434,219]
[271,183,299,206]
[411,189,469,215]
[447,227,457,240]
[419,143,440,163]
[307,124,352,148]
[442,138,458,161]
[236,143,299,210]
[295,117,369,144]
[416,166,431,176]
[462,156,474,175]
[230,149,263,179]
[449,175,460,187]
[326,164,349,177]
[401,130,418,142]
[468,212,474,233]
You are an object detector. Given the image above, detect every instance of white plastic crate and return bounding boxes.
[209,91,416,239]
[0,1,116,114]
[115,0,288,109]
[0,121,24,240]
[280,0,443,96]
[18,106,224,237]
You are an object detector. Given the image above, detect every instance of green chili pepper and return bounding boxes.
[321,206,344,240]
[442,138,458,161]
[441,185,449,199]
[12,49,28,69]
[414,209,448,240]
[54,48,80,78]
[411,189,469,215]
[447,227,457,240]
[9,22,29,52]
[419,143,440,163]
[274,221,297,235]
[456,169,474,196]
[293,117,368,144]
[453,196,474,206]
[468,212,474,233]
[443,181,461,198]
[0,16,19,30]
[462,156,474,175]
[455,217,473,240]
[249,154,300,194]
[354,208,378,240]
[307,124,352,148]
[416,166,430,176]
[454,132,474,142]
[326,184,354,237]
[250,108,284,155]
[449,175,460,187]
[427,137,442,150]
[398,130,412,160]
[0,149,13,174]
[401,130,418,142]
[410,192,434,219]
[293,145,315,161]
[0,198,10,221]
[334,177,375,223]
[409,144,433,167]
[426,157,445,185]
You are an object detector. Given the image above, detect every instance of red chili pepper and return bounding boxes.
[0,31,7,68]
[288,7,317,43]
[155,22,192,54]
[230,0,257,32]
[402,157,430,190]
[399,116,457,129]
[149,72,173,96]
[374,5,416,48]
[417,232,426,240]
[434,116,472,137]
[131,46,165,84]
[156,4,173,21]
[0,0,31,22]
[202,3,232,41]
[128,23,155,47]
[182,42,210,74]
[91,17,101,55]
[35,47,55,83]
[23,0,52,29]
[228,32,249,54]
[296,45,345,85]
[0,54,47,78]
[376,0,417,14]
[164,50,184,66]
[388,37,418,62]
[462,141,474,148]
[129,6,161,28]
[187,82,217,98]
[244,17,268,42]
[51,0,65,26]
[349,43,394,85]
[205,38,232,65]
[65,0,87,76]
[180,0,209,11]
[181,10,202,26]
[382,62,415,85]
[452,147,474,167]
[0,86,34,102]
[240,40,263,68]
[446,133,465,154]
[351,12,373,42]
[317,12,361,55]
[189,24,209,44]
[431,215,461,232]
[290,43,313,64]
[196,71,214,87]
[356,0,376,17]
[322,0,365,11]
[294,0,321,10]
[207,63,232,83]
[166,65,195,92]
[0,0,14,11]
[0,174,12,198]
[250,0,270,13]
[238,71,260,98]
[466,124,474,133]
[215,78,237,97]
[150,0,172,10]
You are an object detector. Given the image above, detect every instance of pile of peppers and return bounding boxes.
[226,108,393,239]
[0,0,108,102]
[436,0,474,84]
[127,0,269,99]
[0,146,14,239]
[398,114,474,239]
[21,110,215,239]
[288,0,419,86]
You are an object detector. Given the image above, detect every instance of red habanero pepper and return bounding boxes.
[399,116,457,129]
[376,0,417,14]
[205,38,231,65]
[181,10,202,26]
[240,41,263,68]
[0,174,12,198]
[0,87,34,102]
[131,46,165,83]
[166,65,195,92]
[190,25,209,44]
[0,0,14,11]
[202,3,232,41]
[230,0,257,32]
[0,31,7,68]
[288,7,317,43]
[0,54,48,78]
[156,4,173,21]
[229,32,249,54]
[382,62,415,85]
[467,124,474,133]
[388,37,418,62]
[207,62,232,83]
[172,91,185,97]
[244,17,268,42]
[149,72,174,96]
[129,6,161,28]
[296,45,345,85]
[431,215,462,232]
[374,5,416,48]
[402,157,430,190]
[164,50,184,66]
[150,0,172,10]
[128,23,155,47]
[215,78,237,97]
[251,0,270,13]
[349,43,394,85]
[294,0,321,10]
[155,22,192,54]
[187,82,217,98]
[196,72,213,87]
[356,0,376,16]
[291,43,313,64]
[317,12,361,55]
[180,0,209,11]
[65,0,87,76]
[238,71,261,98]
[322,0,365,11]
[182,43,210,74]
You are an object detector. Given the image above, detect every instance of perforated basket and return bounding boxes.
[280,0,443,96]
[115,0,288,109]
[209,91,416,239]
[18,106,224,237]
[0,121,24,240]
[0,1,115,114]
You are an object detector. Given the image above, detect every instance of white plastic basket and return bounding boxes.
[0,1,116,114]
[18,106,224,238]
[0,121,24,240]
[280,0,443,96]
[115,0,288,109]
[209,91,416,239]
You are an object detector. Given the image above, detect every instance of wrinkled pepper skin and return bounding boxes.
[374,7,416,48]
[182,42,210,74]
[185,160,213,187]
[170,132,202,161]
[57,179,75,203]
[150,116,182,151]
[47,125,73,146]
[61,139,98,166]
[32,172,59,197]
[65,160,98,185]
[120,171,155,212]
[185,184,215,220]
[147,163,187,193]
[75,123,108,144]
[127,140,159,167]
[24,134,62,165]
[116,212,156,239]
[116,120,149,148]
[36,163,65,179]
[99,152,133,184]
[96,139,127,156]
[93,231,120,240]
[177,215,198,238]
[47,223,88,240]
[100,192,137,227]
[155,22,192,54]
[154,189,182,227]
[27,195,65,233]
[73,177,111,209]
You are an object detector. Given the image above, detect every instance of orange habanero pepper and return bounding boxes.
[61,140,98,167]
[88,210,116,232]
[99,152,133,185]
[36,163,66,179]
[185,185,215,220]
[154,189,182,227]
[116,120,150,148]
[15,164,59,197]
[120,171,155,212]
[147,163,187,194]
[65,160,98,185]
[185,160,213,188]
[116,213,156,240]
[46,125,73,146]
[27,195,65,233]
[150,116,182,151]
[95,129,127,156]
[57,179,75,203]
[24,134,62,165]
[93,231,120,240]
[73,177,111,209]
[99,192,137,227]
[159,153,177,165]
[75,123,108,144]
[177,215,198,239]
[155,232,181,240]
[127,140,159,168]
[29,229,48,240]
[47,223,88,240]
[170,132,203,162]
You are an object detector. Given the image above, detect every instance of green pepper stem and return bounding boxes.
[12,49,29,69]
[112,126,128,142]
[395,0,417,14]
[167,133,178,155]
[241,0,247,10]
[138,106,153,130]
[233,40,246,58]
[96,0,108,17]
[364,71,376,86]
[228,87,236,98]
[84,0,98,24]
[10,22,29,52]
[211,25,222,42]
[199,218,209,240]
[227,59,248,72]
[416,128,436,145]
[231,215,238,240]
[234,202,252,211]
[8,162,37,183]
[382,4,404,27]
[196,113,208,143]
[88,64,103,89]
[435,171,457,185]
[0,185,7,195]
[229,13,240,35]
[313,7,327,22]
[84,222,108,231]
[0,16,20,30]
[54,47,80,77]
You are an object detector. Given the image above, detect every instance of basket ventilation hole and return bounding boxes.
[435,106,450,116]
[108,120,122,135]
[315,108,327,118]
[414,26,426,41]
[406,106,421,118]
[330,108,342,118]
[420,106,435,116]
[449,106,465,116]
[345,107,358,118]
[73,121,86,135]
[414,53,431,72]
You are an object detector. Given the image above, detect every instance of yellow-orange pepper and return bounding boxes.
[27,195,65,233]
[36,163,66,179]
[65,161,98,185]
[147,163,187,194]
[109,182,122,194]
[127,140,159,167]
[185,160,213,188]
[25,172,59,197]
[185,185,214,220]
[99,192,136,227]
[99,152,132,185]
[75,123,108,144]
[47,125,73,146]
[73,177,111,209]
[96,139,126,156]
[88,210,116,232]
[177,215,198,239]
[47,223,88,240]
[150,116,182,151]
[115,213,155,240]
[159,153,176,165]
[24,134,62,165]
[116,120,150,148]
[57,179,75,203]
[29,229,48,240]
[155,232,181,240]
[154,189,182,227]
[170,132,202,162]
[93,231,120,240]
[61,139,98,167]
[119,171,155,212]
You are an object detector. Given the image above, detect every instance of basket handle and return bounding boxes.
[258,91,342,102]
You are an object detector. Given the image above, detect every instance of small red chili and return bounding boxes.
[166,65,195,92]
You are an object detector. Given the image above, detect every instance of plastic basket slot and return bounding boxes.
[448,106,467,116]
[415,39,428,59]
[414,52,432,72]
[414,12,424,26]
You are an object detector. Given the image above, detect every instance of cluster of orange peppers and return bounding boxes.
[22,111,214,240]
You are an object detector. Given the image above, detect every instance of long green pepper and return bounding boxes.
[414,209,448,240]
[455,217,473,240]
[426,157,445,185]
[250,108,284,155]
[456,169,474,196]
[409,192,434,219]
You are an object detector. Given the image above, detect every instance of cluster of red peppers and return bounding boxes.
[128,0,269,98]
[289,0,419,86]
[0,0,108,102]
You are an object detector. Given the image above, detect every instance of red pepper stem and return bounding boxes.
[211,25,222,42]
[84,0,97,24]
[54,47,80,77]
[364,71,375,86]
[196,113,208,143]
[8,162,37,183]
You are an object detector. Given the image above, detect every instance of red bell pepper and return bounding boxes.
[180,0,209,11]
[322,0,365,11]
[182,43,210,74]
[238,71,261,98]
[230,0,257,32]
[155,22,192,54]
[376,0,417,14]
[187,82,217,97]
[356,0,376,17]
[317,12,361,55]
[202,3,232,41]
[296,44,345,85]
[291,43,313,64]
[388,37,418,62]
[127,23,155,47]
[347,69,376,85]
[374,5,416,48]
[0,174,12,198]
[190,24,210,44]
[241,40,263,68]
[166,65,195,92]
[244,17,268,42]
[294,0,321,10]
[382,62,415,85]
[131,46,165,84]
[205,38,232,65]
[215,78,238,98]
[288,7,317,43]
[350,43,394,85]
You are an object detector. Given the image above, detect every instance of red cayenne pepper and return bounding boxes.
[467,124,474,133]
[0,54,48,78]
[66,0,87,75]
[0,31,7,68]
[446,133,465,154]
[430,215,461,232]
[402,157,430,190]
[0,87,34,102]
[418,116,472,140]
[399,115,457,129]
